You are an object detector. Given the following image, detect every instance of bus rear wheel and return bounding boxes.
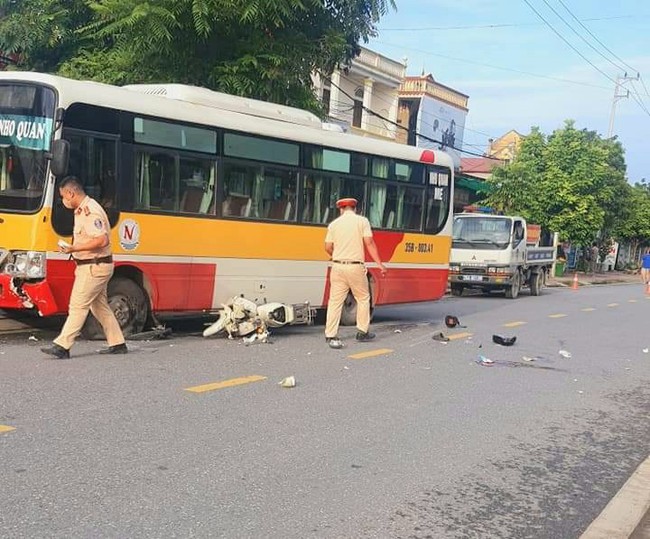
[340,279,375,327]
[82,277,148,340]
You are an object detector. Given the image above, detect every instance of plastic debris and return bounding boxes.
[278,376,296,388]
[578,390,584,394]
[432,332,450,342]
[28,335,38,342]
[559,350,572,359]
[643,348,649,354]
[492,335,517,347]
[445,315,467,329]
[394,329,402,333]
[476,355,494,367]
[522,356,536,362]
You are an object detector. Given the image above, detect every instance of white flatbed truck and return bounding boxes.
[448,212,555,299]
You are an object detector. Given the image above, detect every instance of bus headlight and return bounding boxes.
[6,251,46,279]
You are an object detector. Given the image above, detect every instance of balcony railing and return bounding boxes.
[355,49,406,81]
[400,79,468,109]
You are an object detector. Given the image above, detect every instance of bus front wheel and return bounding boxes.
[340,279,375,327]
[82,277,148,340]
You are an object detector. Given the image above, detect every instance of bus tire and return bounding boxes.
[82,277,148,340]
[340,278,375,327]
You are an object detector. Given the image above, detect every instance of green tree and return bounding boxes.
[484,121,629,246]
[615,182,650,263]
[2,0,395,114]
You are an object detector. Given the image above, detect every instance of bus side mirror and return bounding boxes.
[50,139,70,178]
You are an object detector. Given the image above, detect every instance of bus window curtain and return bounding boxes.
[137,153,150,209]
[0,149,7,191]
[396,186,406,228]
[199,163,216,214]
[314,176,323,223]
[251,169,265,218]
[369,184,386,227]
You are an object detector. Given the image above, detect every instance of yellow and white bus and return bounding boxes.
[0,72,454,336]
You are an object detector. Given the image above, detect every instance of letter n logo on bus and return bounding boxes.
[119,219,140,251]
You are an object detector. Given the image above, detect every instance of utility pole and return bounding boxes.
[608,73,638,138]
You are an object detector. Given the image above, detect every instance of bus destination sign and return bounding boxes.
[0,114,53,151]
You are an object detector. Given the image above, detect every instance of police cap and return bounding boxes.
[336,197,358,209]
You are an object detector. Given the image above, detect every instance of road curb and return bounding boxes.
[580,455,650,539]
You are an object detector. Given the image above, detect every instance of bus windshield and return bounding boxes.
[452,216,512,250]
[0,84,56,212]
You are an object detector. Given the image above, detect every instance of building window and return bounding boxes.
[352,100,363,128]
[322,86,331,116]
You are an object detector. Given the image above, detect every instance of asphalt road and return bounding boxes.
[1,284,649,538]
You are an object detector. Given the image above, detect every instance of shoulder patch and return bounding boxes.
[94,218,104,230]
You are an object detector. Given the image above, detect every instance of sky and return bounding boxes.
[368,0,650,182]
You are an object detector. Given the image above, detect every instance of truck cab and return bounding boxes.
[449,210,553,299]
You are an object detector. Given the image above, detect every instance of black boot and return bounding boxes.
[98,343,128,355]
[41,344,70,359]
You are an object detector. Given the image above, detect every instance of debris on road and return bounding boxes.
[394,329,402,333]
[432,332,450,342]
[128,326,172,341]
[445,315,466,329]
[476,355,494,367]
[559,350,572,359]
[28,335,38,342]
[203,296,314,340]
[278,376,296,388]
[492,334,517,346]
[522,356,536,362]
[643,348,649,354]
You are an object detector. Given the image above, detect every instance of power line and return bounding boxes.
[379,15,646,32]
[556,0,639,74]
[521,0,618,85]
[337,72,496,142]
[538,0,627,74]
[375,40,614,91]
[322,73,504,161]
[522,0,650,119]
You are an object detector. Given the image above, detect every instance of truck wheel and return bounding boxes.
[530,271,543,296]
[450,284,464,297]
[82,277,148,340]
[505,271,521,299]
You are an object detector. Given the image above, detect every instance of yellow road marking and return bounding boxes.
[0,425,16,434]
[608,303,619,307]
[503,321,527,328]
[185,375,267,393]
[628,299,638,303]
[549,314,568,319]
[581,308,596,312]
[447,332,473,341]
[348,348,394,359]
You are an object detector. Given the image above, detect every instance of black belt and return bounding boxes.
[74,256,113,266]
[332,260,364,265]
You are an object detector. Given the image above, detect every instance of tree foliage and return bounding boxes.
[484,121,633,246]
[0,0,395,113]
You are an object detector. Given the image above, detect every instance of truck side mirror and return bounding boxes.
[49,139,70,178]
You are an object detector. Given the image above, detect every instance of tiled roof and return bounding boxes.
[460,157,504,174]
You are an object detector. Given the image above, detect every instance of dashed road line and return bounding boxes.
[0,425,16,434]
[549,314,568,319]
[608,303,620,307]
[503,321,527,328]
[348,348,394,360]
[582,308,596,312]
[629,299,638,303]
[446,332,474,341]
[185,375,267,393]
[580,454,650,539]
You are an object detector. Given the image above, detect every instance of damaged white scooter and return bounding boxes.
[202,296,315,343]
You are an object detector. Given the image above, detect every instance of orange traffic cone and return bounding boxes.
[571,272,579,290]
